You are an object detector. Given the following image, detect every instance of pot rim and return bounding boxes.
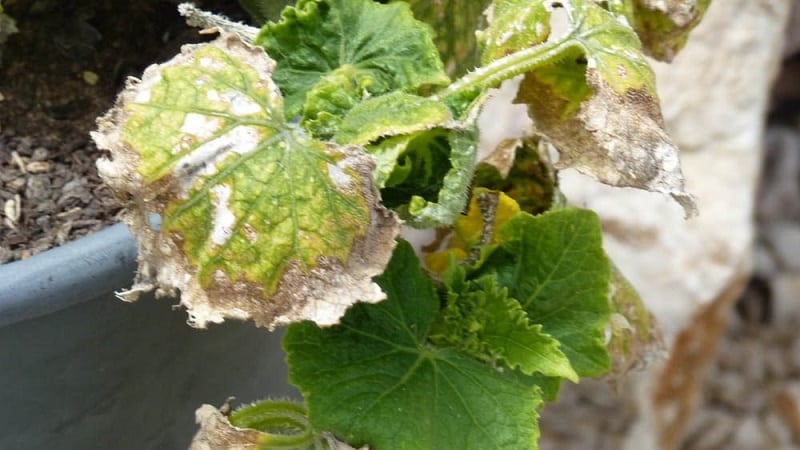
[0,222,137,327]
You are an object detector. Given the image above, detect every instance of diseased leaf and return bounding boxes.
[423,188,520,274]
[478,0,695,216]
[476,208,611,376]
[377,128,453,208]
[404,125,479,227]
[627,0,711,62]
[285,241,543,450]
[93,34,399,329]
[473,139,556,215]
[335,92,453,146]
[254,0,449,132]
[432,273,579,381]
[300,64,374,139]
[605,263,664,382]
[478,0,550,64]
[190,402,365,450]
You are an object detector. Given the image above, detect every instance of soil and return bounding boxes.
[0,0,249,263]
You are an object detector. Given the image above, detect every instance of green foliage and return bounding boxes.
[94,0,706,448]
[474,209,612,376]
[432,268,579,381]
[253,0,449,136]
[285,241,543,450]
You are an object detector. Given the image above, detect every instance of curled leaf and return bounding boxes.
[335,92,453,146]
[93,34,399,329]
[189,402,366,450]
[510,0,696,216]
[604,264,664,382]
[628,0,711,62]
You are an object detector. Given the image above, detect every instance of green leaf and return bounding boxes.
[432,274,579,381]
[93,34,399,329]
[300,64,373,139]
[476,209,611,376]
[285,241,543,450]
[254,0,449,128]
[335,92,452,146]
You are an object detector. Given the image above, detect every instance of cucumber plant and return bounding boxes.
[92,0,707,448]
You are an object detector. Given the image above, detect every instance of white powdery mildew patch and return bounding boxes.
[175,125,261,195]
[198,56,225,71]
[222,90,262,116]
[327,162,353,191]
[209,184,235,246]
[179,113,223,140]
[133,72,162,104]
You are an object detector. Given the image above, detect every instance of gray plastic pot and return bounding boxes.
[0,223,297,449]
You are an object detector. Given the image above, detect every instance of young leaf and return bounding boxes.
[477,208,611,376]
[432,274,579,381]
[285,241,543,450]
[93,34,399,329]
[254,0,449,128]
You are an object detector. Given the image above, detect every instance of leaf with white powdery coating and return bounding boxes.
[478,0,550,65]
[479,0,695,216]
[335,92,453,146]
[93,34,399,329]
[285,241,543,450]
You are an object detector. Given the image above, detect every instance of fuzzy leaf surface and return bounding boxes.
[285,241,543,450]
[335,92,452,146]
[93,34,399,329]
[254,0,449,130]
[476,208,611,376]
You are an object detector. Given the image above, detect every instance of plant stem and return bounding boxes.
[433,37,581,103]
